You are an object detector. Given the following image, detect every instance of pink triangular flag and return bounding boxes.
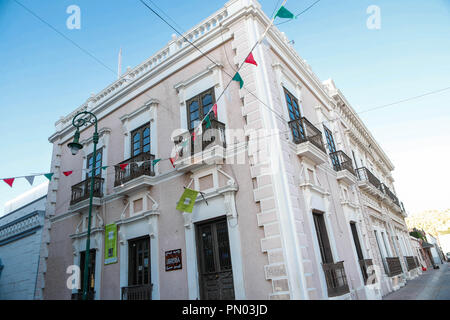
[212,103,218,118]
[244,52,258,66]
[169,157,176,168]
[4,178,15,187]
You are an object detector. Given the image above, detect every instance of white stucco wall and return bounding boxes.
[0,186,47,300]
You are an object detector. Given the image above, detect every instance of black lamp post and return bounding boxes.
[68,111,99,300]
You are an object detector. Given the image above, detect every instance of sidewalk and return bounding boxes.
[383,262,450,300]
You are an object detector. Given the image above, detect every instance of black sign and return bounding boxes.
[165,249,182,271]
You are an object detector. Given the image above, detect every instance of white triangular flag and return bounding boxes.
[25,176,35,186]
[135,161,145,167]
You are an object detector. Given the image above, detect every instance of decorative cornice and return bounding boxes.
[0,211,44,243]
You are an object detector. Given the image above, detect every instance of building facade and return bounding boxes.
[41,0,420,300]
[0,183,47,300]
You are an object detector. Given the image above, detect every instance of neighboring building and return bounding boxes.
[42,0,420,300]
[0,182,48,299]
[427,234,444,265]
[437,225,450,260]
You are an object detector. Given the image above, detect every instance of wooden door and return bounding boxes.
[128,236,151,286]
[196,218,235,300]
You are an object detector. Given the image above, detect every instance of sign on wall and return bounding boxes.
[104,224,118,264]
[165,249,182,271]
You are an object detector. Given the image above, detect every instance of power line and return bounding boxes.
[357,86,450,115]
[12,0,117,75]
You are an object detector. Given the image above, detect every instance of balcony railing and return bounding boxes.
[358,259,374,285]
[356,167,383,192]
[70,177,104,205]
[329,150,355,175]
[386,257,403,277]
[114,152,155,187]
[176,119,226,158]
[121,284,153,300]
[322,261,350,297]
[405,256,417,271]
[71,290,95,300]
[414,256,420,268]
[288,117,326,153]
[380,184,401,207]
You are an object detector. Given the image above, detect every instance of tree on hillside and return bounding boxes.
[406,209,450,238]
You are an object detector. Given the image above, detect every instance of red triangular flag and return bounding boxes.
[169,157,176,168]
[4,178,15,187]
[120,163,129,170]
[245,52,258,66]
[212,103,218,118]
[63,171,73,177]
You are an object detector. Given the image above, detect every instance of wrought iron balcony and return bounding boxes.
[405,256,417,271]
[356,167,383,192]
[183,119,226,156]
[121,284,153,300]
[114,152,155,187]
[358,259,374,285]
[70,177,104,205]
[288,117,326,153]
[322,261,350,297]
[414,256,420,268]
[380,183,401,207]
[329,150,355,175]
[386,257,403,277]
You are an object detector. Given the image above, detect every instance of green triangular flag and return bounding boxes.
[102,166,109,171]
[44,173,54,181]
[152,159,161,166]
[275,6,296,19]
[232,72,244,89]
[205,114,211,129]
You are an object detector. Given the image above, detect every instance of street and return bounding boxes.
[383,262,450,300]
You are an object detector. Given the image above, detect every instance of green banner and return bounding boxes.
[104,224,118,265]
[176,188,200,213]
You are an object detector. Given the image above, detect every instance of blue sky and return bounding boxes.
[0,0,449,216]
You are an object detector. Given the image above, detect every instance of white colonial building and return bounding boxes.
[0,182,48,300]
[40,0,420,300]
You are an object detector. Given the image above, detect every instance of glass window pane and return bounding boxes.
[202,94,212,106]
[285,93,291,104]
[189,101,199,112]
[190,111,199,121]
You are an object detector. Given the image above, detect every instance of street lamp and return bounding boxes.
[68,111,99,300]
